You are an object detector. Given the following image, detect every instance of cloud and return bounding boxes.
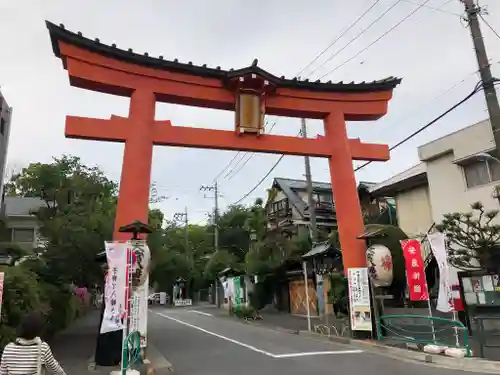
[1,0,499,223]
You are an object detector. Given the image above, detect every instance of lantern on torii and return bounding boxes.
[228,59,274,135]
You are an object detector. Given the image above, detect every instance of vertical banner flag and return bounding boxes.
[427,232,454,312]
[127,240,150,348]
[401,239,429,301]
[101,241,127,334]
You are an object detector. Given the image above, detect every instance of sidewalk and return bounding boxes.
[49,309,112,375]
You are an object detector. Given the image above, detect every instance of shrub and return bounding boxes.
[0,266,47,348]
[231,305,256,319]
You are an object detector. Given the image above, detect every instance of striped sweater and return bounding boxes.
[0,340,66,375]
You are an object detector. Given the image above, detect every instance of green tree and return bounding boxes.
[435,201,500,270]
[6,155,117,287]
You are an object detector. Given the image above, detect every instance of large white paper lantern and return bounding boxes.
[366,244,393,287]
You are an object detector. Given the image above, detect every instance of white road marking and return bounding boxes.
[153,311,363,359]
[187,310,213,317]
[274,350,363,358]
[155,311,276,357]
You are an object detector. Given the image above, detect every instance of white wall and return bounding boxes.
[395,185,433,236]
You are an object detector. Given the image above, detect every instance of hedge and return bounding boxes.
[0,264,84,349]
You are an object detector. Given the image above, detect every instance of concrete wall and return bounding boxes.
[425,152,500,224]
[419,119,495,162]
[395,185,433,236]
[0,93,12,196]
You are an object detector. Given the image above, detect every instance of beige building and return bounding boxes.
[370,119,500,237]
[2,196,47,250]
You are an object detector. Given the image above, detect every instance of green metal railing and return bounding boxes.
[377,314,471,357]
[122,330,143,374]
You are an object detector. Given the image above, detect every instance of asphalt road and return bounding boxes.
[147,307,486,375]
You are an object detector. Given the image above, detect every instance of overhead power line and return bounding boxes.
[319,0,434,79]
[233,78,499,206]
[297,0,383,78]
[307,0,402,78]
[354,80,491,173]
[211,0,383,182]
[479,14,500,41]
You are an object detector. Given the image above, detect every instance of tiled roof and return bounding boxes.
[46,21,402,93]
[4,197,46,216]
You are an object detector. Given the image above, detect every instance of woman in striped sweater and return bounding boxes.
[0,312,66,375]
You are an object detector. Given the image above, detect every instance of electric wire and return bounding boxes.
[479,14,500,41]
[234,80,498,205]
[319,0,434,79]
[210,1,384,182]
[297,0,383,78]
[307,0,403,78]
[353,80,488,172]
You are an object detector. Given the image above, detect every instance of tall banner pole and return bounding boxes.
[302,261,312,332]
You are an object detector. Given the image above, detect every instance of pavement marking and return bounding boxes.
[187,310,213,317]
[155,311,276,357]
[274,350,363,358]
[153,311,364,359]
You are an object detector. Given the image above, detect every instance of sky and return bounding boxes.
[1,0,499,225]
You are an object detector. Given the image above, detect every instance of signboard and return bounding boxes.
[462,273,500,306]
[174,299,192,307]
[0,272,4,320]
[347,268,372,331]
[401,239,428,301]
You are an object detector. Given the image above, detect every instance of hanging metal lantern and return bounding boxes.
[366,244,393,287]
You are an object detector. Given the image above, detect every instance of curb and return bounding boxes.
[145,345,174,374]
[240,319,500,373]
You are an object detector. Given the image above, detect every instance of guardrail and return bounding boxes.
[376,314,471,357]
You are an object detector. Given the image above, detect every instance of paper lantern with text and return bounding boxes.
[129,240,151,290]
[366,244,393,287]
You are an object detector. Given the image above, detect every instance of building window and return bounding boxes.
[12,228,35,243]
[463,158,500,188]
[0,118,5,136]
[314,193,332,203]
[271,199,288,214]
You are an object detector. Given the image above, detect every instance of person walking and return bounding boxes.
[0,312,66,375]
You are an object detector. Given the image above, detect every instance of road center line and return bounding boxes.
[153,311,364,359]
[187,310,213,317]
[154,311,276,357]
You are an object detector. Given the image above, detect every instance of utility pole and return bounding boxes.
[300,118,318,242]
[173,208,189,258]
[200,182,221,306]
[200,181,220,252]
[462,0,500,154]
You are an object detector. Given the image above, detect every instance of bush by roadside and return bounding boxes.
[0,264,85,350]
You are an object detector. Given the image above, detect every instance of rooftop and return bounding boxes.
[46,21,402,94]
[4,196,46,216]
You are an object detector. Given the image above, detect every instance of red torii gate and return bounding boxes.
[46,21,401,271]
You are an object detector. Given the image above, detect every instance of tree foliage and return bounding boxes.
[435,201,500,270]
[6,156,118,287]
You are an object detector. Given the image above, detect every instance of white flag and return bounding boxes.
[100,241,127,334]
[428,233,454,313]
